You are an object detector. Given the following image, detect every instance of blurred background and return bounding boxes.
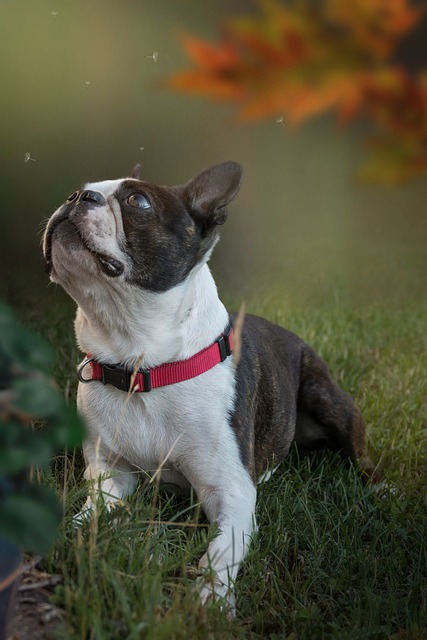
[0,0,426,314]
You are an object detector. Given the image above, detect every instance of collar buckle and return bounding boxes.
[141,370,152,392]
[101,363,132,392]
[217,324,232,362]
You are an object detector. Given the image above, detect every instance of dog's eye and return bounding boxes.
[126,193,151,209]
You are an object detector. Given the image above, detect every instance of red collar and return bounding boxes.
[77,324,233,393]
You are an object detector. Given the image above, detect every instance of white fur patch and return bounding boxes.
[47,175,257,609]
[83,178,127,197]
[73,262,256,609]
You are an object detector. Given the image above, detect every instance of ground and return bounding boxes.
[8,558,62,640]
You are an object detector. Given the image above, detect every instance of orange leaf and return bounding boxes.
[238,74,366,125]
[326,0,423,59]
[287,79,353,125]
[181,35,240,71]
[232,28,310,69]
[168,71,245,101]
[167,0,427,184]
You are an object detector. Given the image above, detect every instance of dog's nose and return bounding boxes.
[77,190,105,205]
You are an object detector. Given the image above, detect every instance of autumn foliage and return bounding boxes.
[168,0,427,184]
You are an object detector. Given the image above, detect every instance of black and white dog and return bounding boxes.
[43,162,377,611]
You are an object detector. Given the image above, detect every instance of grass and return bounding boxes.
[8,277,427,639]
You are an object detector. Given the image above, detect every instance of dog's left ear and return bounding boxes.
[184,161,243,227]
[131,163,141,180]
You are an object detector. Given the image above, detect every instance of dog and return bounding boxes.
[42,161,378,612]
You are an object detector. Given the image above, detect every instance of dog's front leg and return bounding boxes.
[195,476,257,612]
[76,437,138,523]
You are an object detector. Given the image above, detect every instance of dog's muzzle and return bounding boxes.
[43,190,125,278]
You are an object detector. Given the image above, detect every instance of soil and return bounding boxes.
[7,557,63,640]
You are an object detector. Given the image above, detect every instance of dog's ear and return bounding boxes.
[131,163,141,180]
[184,161,243,227]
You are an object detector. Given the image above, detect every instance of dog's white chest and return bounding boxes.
[77,359,237,484]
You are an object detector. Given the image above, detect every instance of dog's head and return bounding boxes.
[43,162,242,295]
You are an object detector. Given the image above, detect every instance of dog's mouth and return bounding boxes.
[44,213,124,278]
[43,209,69,273]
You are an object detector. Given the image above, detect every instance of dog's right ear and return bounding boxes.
[184,161,243,228]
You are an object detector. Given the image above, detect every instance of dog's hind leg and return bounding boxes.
[294,346,380,483]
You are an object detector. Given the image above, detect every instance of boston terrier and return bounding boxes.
[42,162,378,612]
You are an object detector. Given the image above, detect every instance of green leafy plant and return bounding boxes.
[0,302,85,552]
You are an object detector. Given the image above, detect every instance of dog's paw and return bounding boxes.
[72,502,94,528]
[195,575,236,617]
[72,497,95,529]
[373,480,401,501]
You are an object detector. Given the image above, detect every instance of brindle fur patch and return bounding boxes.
[230,313,378,483]
[115,163,241,292]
